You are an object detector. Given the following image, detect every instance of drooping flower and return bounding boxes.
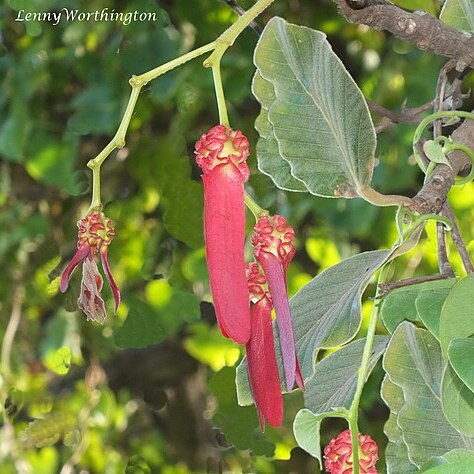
[60,209,120,323]
[246,262,283,430]
[251,215,303,391]
[195,125,251,345]
[324,429,379,474]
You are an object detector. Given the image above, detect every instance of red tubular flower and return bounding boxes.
[324,429,379,474]
[246,263,283,431]
[195,125,251,345]
[252,215,303,392]
[60,209,120,323]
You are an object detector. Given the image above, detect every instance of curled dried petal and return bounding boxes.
[77,256,106,323]
[60,245,90,293]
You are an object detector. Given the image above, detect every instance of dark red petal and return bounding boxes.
[257,251,296,391]
[100,247,121,312]
[203,164,251,345]
[246,299,283,430]
[60,245,90,293]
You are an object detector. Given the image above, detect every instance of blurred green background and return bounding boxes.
[1,0,474,472]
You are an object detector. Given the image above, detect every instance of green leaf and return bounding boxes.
[209,367,274,457]
[381,279,455,334]
[153,138,204,249]
[252,72,308,192]
[423,140,451,167]
[441,364,474,435]
[381,376,418,473]
[115,291,200,349]
[440,0,474,33]
[292,409,325,467]
[254,17,376,198]
[421,461,474,473]
[448,338,474,392]
[391,0,438,15]
[439,273,474,356]
[420,449,474,470]
[416,279,456,339]
[304,336,389,415]
[291,250,390,378]
[383,322,474,467]
[24,131,81,194]
[43,347,71,375]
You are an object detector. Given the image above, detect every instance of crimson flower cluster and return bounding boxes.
[195,125,303,429]
[324,429,379,474]
[60,209,120,323]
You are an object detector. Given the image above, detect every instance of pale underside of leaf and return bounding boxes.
[252,72,308,192]
[304,335,389,415]
[383,322,474,467]
[381,376,418,473]
[253,17,376,198]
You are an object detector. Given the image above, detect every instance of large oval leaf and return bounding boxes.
[254,17,376,197]
[439,273,474,357]
[383,322,474,467]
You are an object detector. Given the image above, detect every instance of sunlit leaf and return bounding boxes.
[440,0,474,33]
[439,273,474,356]
[448,337,474,392]
[441,363,474,435]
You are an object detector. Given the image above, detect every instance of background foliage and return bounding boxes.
[1,0,474,472]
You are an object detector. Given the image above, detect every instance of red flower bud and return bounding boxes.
[195,125,251,344]
[60,209,120,322]
[324,429,379,474]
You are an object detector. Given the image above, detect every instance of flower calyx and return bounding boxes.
[60,208,120,323]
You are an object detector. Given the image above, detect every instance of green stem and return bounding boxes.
[204,0,276,68]
[90,167,102,209]
[212,60,230,126]
[443,142,474,185]
[347,264,389,474]
[244,192,269,220]
[413,110,474,174]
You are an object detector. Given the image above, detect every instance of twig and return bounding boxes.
[368,99,433,133]
[1,282,24,380]
[434,60,456,275]
[442,203,474,273]
[335,0,474,68]
[378,274,451,298]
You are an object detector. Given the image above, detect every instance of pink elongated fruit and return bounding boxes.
[246,263,283,430]
[195,125,251,344]
[252,215,303,392]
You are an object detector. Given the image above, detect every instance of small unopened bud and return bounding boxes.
[324,429,379,474]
